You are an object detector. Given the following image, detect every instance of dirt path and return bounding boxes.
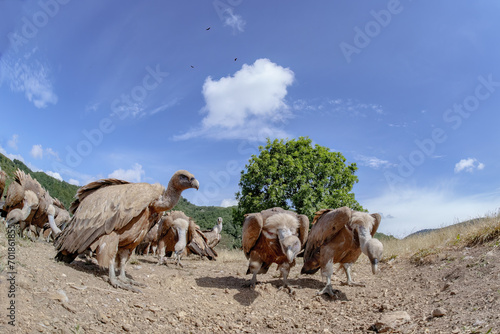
[1,233,499,333]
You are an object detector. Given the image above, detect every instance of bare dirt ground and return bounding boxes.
[1,231,499,334]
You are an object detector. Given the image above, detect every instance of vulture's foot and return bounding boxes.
[340,280,366,287]
[118,275,147,288]
[278,285,296,295]
[243,281,258,289]
[108,276,143,293]
[317,284,340,297]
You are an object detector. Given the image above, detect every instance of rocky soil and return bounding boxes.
[1,232,499,333]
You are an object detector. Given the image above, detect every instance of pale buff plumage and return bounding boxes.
[54,170,199,292]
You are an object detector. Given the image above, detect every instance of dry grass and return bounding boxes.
[381,213,500,263]
[215,248,246,263]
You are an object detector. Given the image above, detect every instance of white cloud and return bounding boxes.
[68,179,80,186]
[150,99,178,115]
[454,158,485,173]
[356,155,394,169]
[45,148,60,160]
[108,163,145,183]
[8,134,19,150]
[364,185,500,238]
[220,198,238,207]
[222,8,246,33]
[0,145,24,162]
[30,144,44,159]
[175,58,294,141]
[1,57,58,108]
[45,171,63,181]
[293,98,384,117]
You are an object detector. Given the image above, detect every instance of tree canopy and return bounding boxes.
[233,137,363,225]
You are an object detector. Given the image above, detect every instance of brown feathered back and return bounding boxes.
[55,180,164,254]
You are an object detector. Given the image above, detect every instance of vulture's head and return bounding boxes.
[171,170,199,191]
[279,232,301,263]
[365,238,384,274]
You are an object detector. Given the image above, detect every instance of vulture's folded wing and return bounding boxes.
[303,206,352,261]
[370,213,382,236]
[297,214,310,248]
[55,181,164,254]
[242,213,263,258]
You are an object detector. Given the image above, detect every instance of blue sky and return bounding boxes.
[1,0,500,237]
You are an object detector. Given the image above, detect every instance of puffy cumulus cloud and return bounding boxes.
[108,163,145,183]
[220,198,238,207]
[175,58,294,141]
[454,158,485,173]
[30,144,44,159]
[29,144,59,160]
[45,171,63,181]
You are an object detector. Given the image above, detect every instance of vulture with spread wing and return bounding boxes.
[242,207,309,290]
[53,170,199,292]
[301,207,383,297]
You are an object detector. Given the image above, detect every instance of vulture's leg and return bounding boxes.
[174,251,184,268]
[278,262,294,294]
[340,263,366,287]
[244,257,262,288]
[117,249,146,288]
[318,259,338,297]
[156,241,168,266]
[107,256,141,293]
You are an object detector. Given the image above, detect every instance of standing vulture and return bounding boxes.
[187,222,218,260]
[135,214,160,255]
[53,170,199,292]
[301,207,384,297]
[6,190,39,229]
[157,210,217,266]
[3,169,67,239]
[242,207,309,290]
[202,217,223,248]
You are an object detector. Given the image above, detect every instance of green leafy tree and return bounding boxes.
[233,137,363,225]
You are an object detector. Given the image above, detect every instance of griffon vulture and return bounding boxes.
[202,217,223,248]
[3,169,66,239]
[6,190,39,229]
[135,214,160,255]
[157,211,217,266]
[53,170,199,292]
[242,207,309,290]
[301,207,383,297]
[186,222,218,260]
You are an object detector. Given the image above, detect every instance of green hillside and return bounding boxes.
[0,153,79,208]
[173,197,242,249]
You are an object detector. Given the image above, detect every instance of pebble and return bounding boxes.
[432,308,446,317]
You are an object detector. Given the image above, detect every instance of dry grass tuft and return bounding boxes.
[380,212,500,263]
[215,248,246,263]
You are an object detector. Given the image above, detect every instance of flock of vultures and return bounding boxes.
[0,168,383,296]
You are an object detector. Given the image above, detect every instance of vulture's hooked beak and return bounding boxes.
[371,259,379,275]
[192,178,200,190]
[286,249,295,263]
